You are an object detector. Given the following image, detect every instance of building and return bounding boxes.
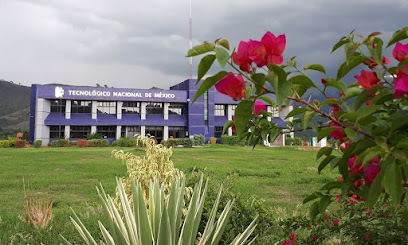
[29,79,291,146]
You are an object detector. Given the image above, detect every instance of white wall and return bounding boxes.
[34,98,51,146]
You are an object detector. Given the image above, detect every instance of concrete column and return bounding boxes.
[65,100,71,119]
[227,105,233,120]
[64,125,70,139]
[163,126,169,140]
[164,102,169,120]
[35,98,51,145]
[92,101,97,119]
[117,101,122,120]
[228,127,232,136]
[141,102,147,120]
[267,106,273,122]
[91,125,97,134]
[116,125,121,139]
[141,125,146,135]
[282,133,286,146]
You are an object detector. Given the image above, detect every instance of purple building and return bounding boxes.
[29,79,290,146]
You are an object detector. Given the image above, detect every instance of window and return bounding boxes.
[122,102,140,114]
[146,102,163,114]
[121,126,141,138]
[214,126,223,138]
[231,105,237,116]
[97,101,116,114]
[70,126,91,138]
[50,125,65,138]
[168,126,185,138]
[169,103,186,115]
[97,126,116,138]
[145,126,163,141]
[71,100,92,113]
[215,104,227,116]
[50,100,66,113]
[204,92,208,125]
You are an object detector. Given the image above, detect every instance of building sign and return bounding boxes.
[38,85,187,102]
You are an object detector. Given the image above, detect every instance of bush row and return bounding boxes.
[220,135,263,146]
[111,138,138,147]
[161,138,193,147]
[285,136,302,146]
[49,139,109,147]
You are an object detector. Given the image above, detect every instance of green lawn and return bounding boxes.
[0,145,335,243]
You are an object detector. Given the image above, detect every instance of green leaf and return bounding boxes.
[368,170,385,208]
[356,105,382,121]
[252,73,266,94]
[309,201,320,221]
[387,27,408,47]
[331,38,349,53]
[222,121,234,135]
[196,54,216,84]
[304,64,326,74]
[321,181,343,191]
[345,43,361,60]
[369,37,383,63]
[390,110,408,133]
[269,127,280,144]
[193,71,228,103]
[317,127,336,142]
[292,84,308,98]
[302,110,314,130]
[217,39,230,50]
[235,100,255,138]
[245,86,253,99]
[285,107,308,119]
[337,55,370,80]
[318,155,336,173]
[258,96,276,108]
[384,162,402,205]
[187,42,215,57]
[316,147,333,160]
[290,75,316,87]
[344,128,356,140]
[303,192,320,204]
[267,65,291,108]
[343,87,362,101]
[325,78,347,92]
[319,195,331,216]
[215,47,230,69]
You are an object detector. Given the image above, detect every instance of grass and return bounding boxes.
[0,145,336,243]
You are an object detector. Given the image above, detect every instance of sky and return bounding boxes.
[0,0,407,89]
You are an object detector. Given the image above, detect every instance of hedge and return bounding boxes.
[111,138,138,147]
[285,136,302,146]
[51,139,70,147]
[34,140,42,148]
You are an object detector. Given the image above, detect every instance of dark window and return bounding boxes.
[50,125,65,138]
[71,100,92,113]
[50,100,66,113]
[214,126,223,138]
[169,103,186,115]
[122,102,140,114]
[121,126,141,138]
[97,126,116,138]
[70,126,91,139]
[215,104,227,116]
[145,126,163,142]
[97,101,116,114]
[146,102,163,114]
[168,126,185,138]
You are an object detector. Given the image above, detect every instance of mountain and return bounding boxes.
[0,80,30,138]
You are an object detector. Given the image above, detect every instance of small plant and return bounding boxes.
[210,137,217,144]
[50,139,69,147]
[23,198,53,229]
[193,134,205,146]
[14,140,27,148]
[64,176,258,245]
[69,140,77,146]
[85,133,102,140]
[33,140,42,148]
[111,138,137,147]
[77,139,91,147]
[285,136,302,146]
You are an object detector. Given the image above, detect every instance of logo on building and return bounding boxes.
[55,86,64,98]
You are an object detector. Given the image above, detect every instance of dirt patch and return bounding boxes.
[276,189,295,202]
[307,167,317,172]
[297,146,321,151]
[54,168,66,172]
[80,156,108,161]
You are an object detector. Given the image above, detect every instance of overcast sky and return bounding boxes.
[0,0,407,89]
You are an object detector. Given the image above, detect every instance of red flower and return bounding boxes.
[329,122,346,142]
[311,235,317,241]
[365,235,370,241]
[394,66,408,98]
[232,41,253,72]
[338,176,344,182]
[354,70,380,90]
[215,73,246,101]
[354,180,362,188]
[349,200,355,205]
[321,78,327,84]
[382,56,390,64]
[363,57,377,70]
[261,32,286,65]
[248,40,267,67]
[231,116,236,132]
[333,220,339,225]
[364,163,381,185]
[392,42,408,62]
[348,155,363,174]
[254,100,267,115]
[366,100,373,105]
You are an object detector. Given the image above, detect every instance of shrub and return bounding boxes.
[33,140,42,148]
[85,133,102,140]
[89,139,103,147]
[210,137,217,144]
[221,135,239,145]
[111,138,137,147]
[0,140,10,148]
[101,139,109,147]
[161,138,192,147]
[77,139,90,147]
[285,136,302,146]
[14,140,27,148]
[69,140,77,146]
[193,134,205,146]
[50,139,69,147]
[22,198,53,229]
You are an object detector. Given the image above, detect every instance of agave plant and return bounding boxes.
[62,176,257,245]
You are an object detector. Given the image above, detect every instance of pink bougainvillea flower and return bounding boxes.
[215,73,246,101]
[393,71,408,98]
[338,176,344,182]
[333,220,339,225]
[364,163,381,185]
[248,40,267,67]
[261,31,286,65]
[348,155,364,174]
[363,57,377,70]
[392,42,408,62]
[382,56,390,64]
[282,242,291,245]
[365,235,370,241]
[354,70,380,90]
[330,104,342,119]
[311,235,317,241]
[254,100,267,115]
[321,78,327,84]
[354,180,362,188]
[349,200,355,205]
[232,41,252,72]
[329,122,346,142]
